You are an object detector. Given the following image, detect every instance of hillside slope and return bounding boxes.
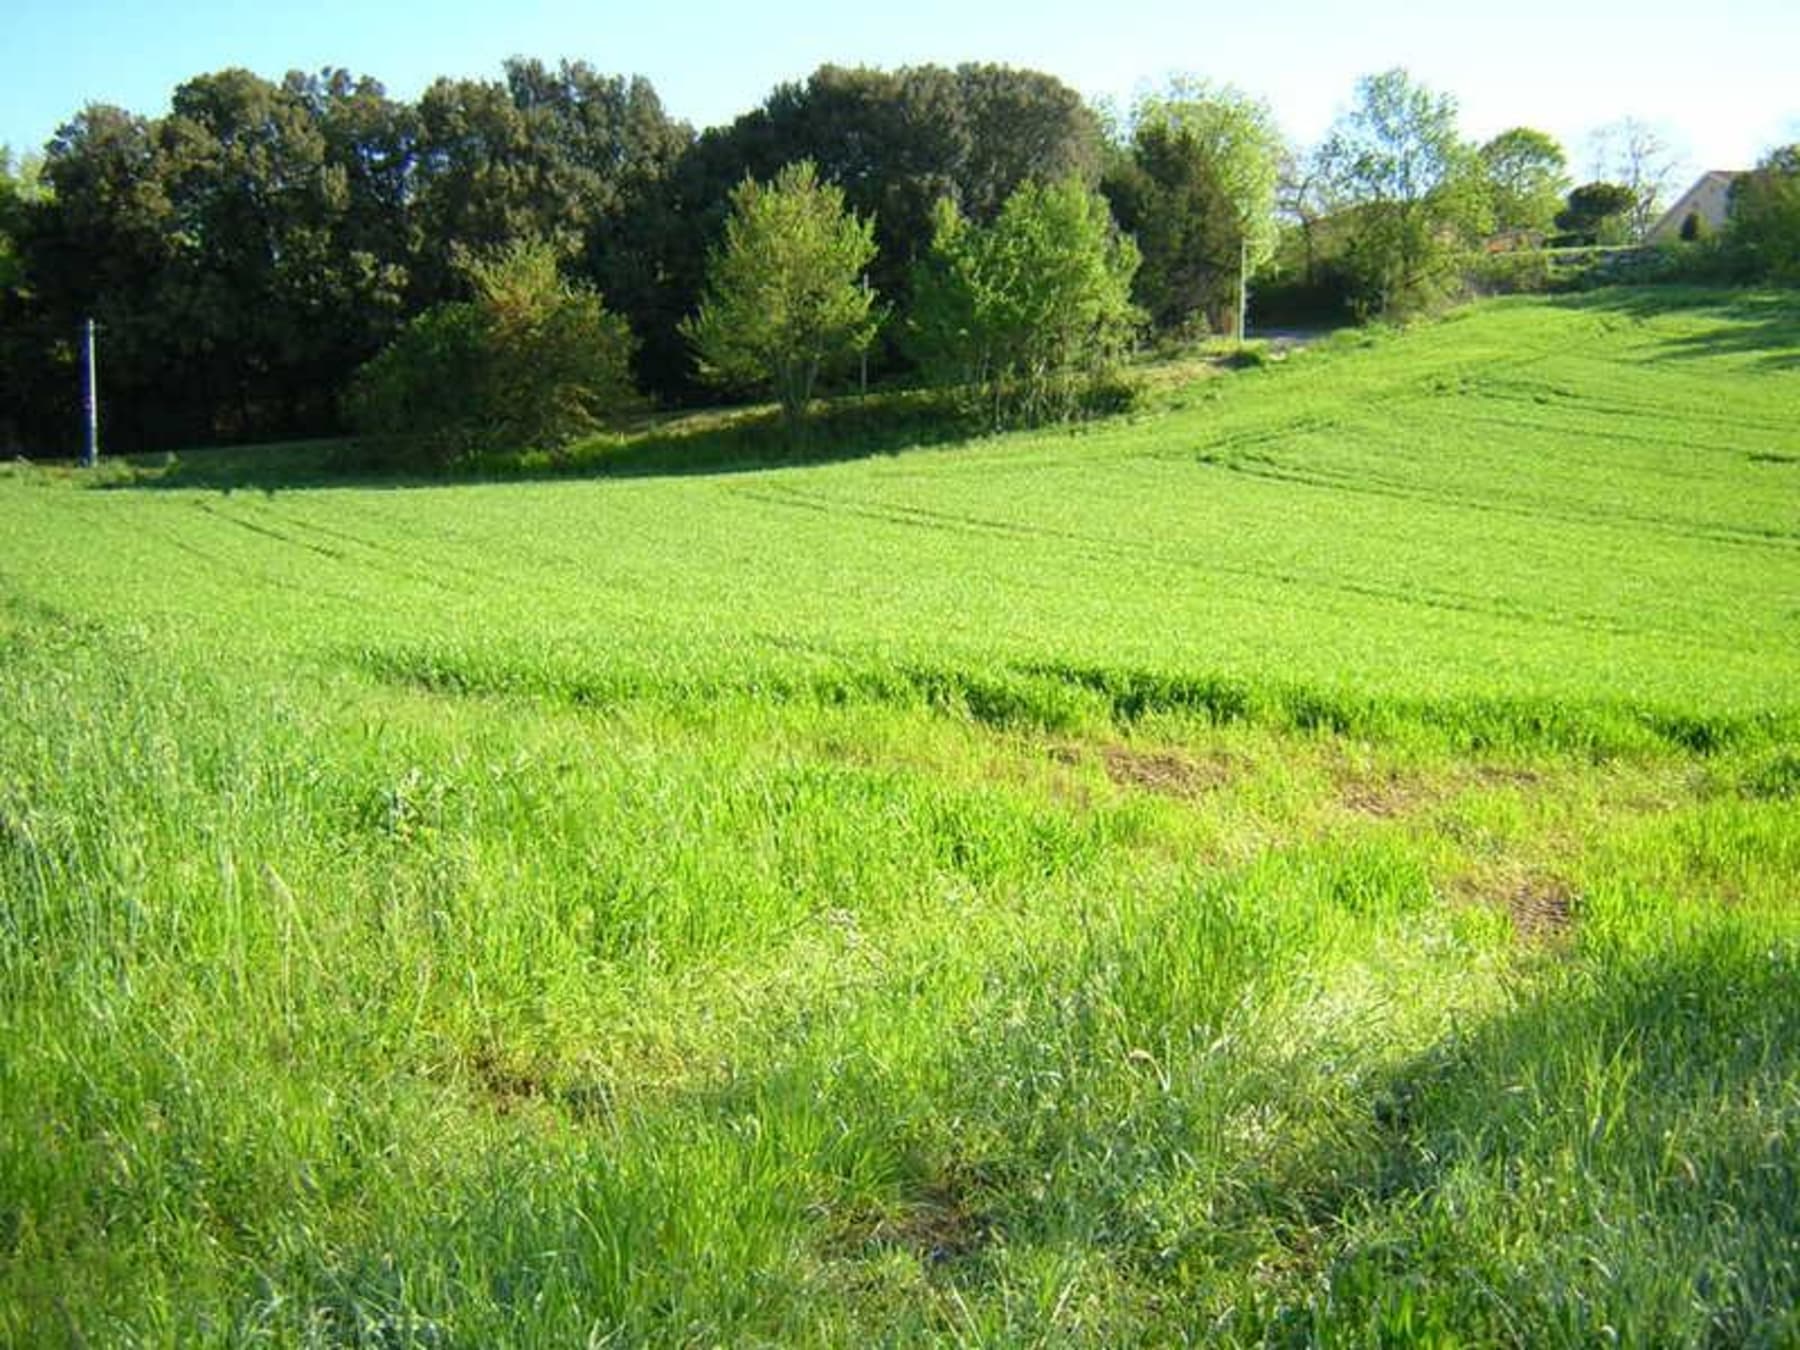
[6,288,1797,729]
[1,289,1797,1346]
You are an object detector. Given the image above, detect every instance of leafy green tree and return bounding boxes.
[1316,69,1491,317]
[413,60,690,305]
[1727,145,1800,281]
[908,176,1139,423]
[1555,181,1637,244]
[159,68,403,435]
[348,239,635,463]
[31,102,190,447]
[14,61,682,452]
[1102,81,1281,336]
[0,147,42,293]
[652,64,1102,397]
[26,73,419,447]
[1103,122,1237,333]
[681,161,882,425]
[947,64,1105,221]
[0,147,55,452]
[1479,127,1569,234]
[1123,80,1283,264]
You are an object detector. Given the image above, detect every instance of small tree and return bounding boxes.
[347,239,636,464]
[1555,181,1637,245]
[908,176,1140,424]
[1479,127,1569,234]
[681,160,882,426]
[1316,69,1491,318]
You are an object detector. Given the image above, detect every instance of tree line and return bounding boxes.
[0,59,1794,458]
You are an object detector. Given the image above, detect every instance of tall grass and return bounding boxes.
[2,289,1797,1344]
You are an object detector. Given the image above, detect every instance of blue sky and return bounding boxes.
[6,0,1796,184]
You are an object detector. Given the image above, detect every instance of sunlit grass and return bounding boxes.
[1,288,1797,1345]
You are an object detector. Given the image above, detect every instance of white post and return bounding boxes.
[860,274,871,397]
[81,317,99,467]
[1237,234,1248,343]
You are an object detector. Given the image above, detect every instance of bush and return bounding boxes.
[1466,249,1554,296]
[347,241,636,467]
[1725,147,1800,284]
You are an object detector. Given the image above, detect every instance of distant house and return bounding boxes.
[1646,171,1744,243]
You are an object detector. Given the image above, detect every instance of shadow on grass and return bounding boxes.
[1246,928,1800,1343]
[98,390,997,495]
[564,391,989,480]
[1556,285,1800,370]
[94,438,412,495]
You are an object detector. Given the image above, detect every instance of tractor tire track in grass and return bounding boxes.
[1199,454,1800,551]
[734,479,1748,648]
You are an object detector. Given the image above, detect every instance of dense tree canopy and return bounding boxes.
[1,53,1792,458]
[0,149,52,452]
[654,62,1103,389]
[3,62,689,452]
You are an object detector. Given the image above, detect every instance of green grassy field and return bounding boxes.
[2,287,1798,1346]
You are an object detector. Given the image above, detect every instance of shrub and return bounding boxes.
[1725,146,1800,283]
[1466,248,1554,296]
[347,241,636,467]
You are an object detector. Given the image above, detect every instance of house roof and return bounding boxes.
[1647,170,1745,241]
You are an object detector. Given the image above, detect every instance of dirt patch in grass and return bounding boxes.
[884,1185,993,1264]
[1094,744,1236,798]
[467,1046,610,1121]
[1507,878,1576,941]
[1453,872,1577,942]
[1337,770,1433,819]
[1471,764,1545,790]
[839,1172,995,1267]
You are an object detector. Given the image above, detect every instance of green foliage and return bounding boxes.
[1102,81,1281,336]
[1317,69,1492,317]
[1479,126,1569,233]
[1103,125,1237,334]
[908,177,1141,423]
[658,64,1104,397]
[0,148,50,454]
[1556,181,1638,244]
[347,239,636,464]
[1466,245,1555,295]
[681,161,882,425]
[1727,145,1800,282]
[0,147,43,294]
[2,62,688,452]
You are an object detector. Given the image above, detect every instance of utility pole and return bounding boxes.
[1236,234,1249,343]
[80,317,99,467]
[859,273,871,398]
